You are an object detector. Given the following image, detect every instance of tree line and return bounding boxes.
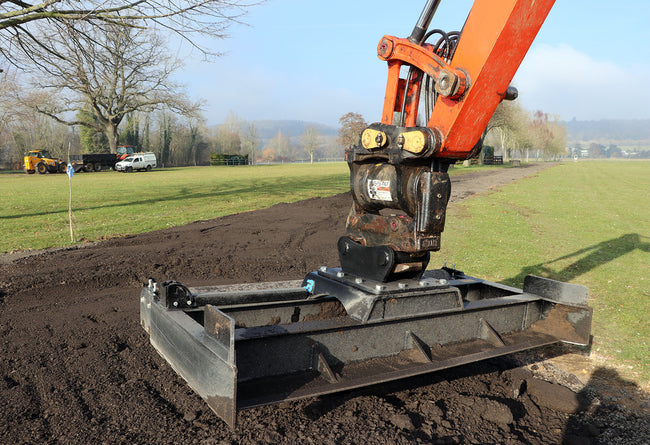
[0,2,569,168]
[480,101,567,163]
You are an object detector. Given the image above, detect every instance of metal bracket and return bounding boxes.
[303,267,462,323]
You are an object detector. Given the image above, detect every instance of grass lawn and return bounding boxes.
[438,160,650,381]
[0,162,498,253]
[0,163,350,252]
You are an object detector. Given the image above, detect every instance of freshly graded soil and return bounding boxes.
[1,163,648,444]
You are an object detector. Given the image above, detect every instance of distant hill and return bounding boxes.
[246,120,338,139]
[565,119,650,149]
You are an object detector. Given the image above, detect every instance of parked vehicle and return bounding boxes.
[69,153,118,172]
[23,150,66,174]
[115,153,157,172]
[210,153,249,166]
[116,145,135,161]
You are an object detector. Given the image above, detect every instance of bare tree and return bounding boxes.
[301,125,320,164]
[484,101,530,163]
[530,111,567,160]
[242,122,259,165]
[337,112,367,149]
[265,130,290,160]
[1,0,257,62]
[0,71,78,162]
[18,22,199,153]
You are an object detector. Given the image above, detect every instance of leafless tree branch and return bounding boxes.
[1,0,261,61]
[17,22,202,153]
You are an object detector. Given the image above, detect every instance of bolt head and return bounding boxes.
[435,70,458,97]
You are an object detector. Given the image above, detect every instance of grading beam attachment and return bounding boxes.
[140,269,591,428]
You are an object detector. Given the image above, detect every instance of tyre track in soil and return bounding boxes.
[1,163,648,444]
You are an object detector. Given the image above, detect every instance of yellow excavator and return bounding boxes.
[23,149,66,174]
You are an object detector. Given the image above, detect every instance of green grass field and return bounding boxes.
[0,163,351,252]
[0,162,495,253]
[438,160,650,381]
[2,160,648,381]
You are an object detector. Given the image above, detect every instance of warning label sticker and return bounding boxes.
[368,179,392,201]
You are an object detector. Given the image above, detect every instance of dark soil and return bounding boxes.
[1,164,648,444]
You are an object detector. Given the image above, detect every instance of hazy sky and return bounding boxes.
[173,0,650,126]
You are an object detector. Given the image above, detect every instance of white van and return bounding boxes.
[115,152,157,172]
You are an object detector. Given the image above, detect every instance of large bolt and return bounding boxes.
[396,134,405,148]
[378,38,394,58]
[435,70,458,97]
[439,75,450,90]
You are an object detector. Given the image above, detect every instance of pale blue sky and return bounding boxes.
[174,0,650,126]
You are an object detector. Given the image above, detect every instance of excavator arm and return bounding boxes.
[341,0,554,282]
[380,0,553,157]
[140,0,592,428]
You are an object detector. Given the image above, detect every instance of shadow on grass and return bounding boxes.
[502,233,650,287]
[0,174,348,220]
